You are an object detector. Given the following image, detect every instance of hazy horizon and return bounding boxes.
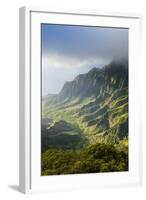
[41,24,128,96]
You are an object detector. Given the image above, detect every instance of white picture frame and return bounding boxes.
[19,6,142,194]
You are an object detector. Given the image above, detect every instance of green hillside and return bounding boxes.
[41,60,128,175]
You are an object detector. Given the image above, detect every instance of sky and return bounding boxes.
[41,24,128,95]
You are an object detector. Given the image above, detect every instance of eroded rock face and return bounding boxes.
[42,60,128,146]
[43,60,128,106]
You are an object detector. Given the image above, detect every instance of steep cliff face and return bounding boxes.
[42,60,128,146]
[43,61,128,105]
[59,61,128,100]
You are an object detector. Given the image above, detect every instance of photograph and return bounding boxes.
[41,24,129,176]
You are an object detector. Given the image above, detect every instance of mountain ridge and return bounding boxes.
[42,60,128,149]
[43,60,128,108]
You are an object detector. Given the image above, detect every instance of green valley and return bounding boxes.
[41,60,128,175]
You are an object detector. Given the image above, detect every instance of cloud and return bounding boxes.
[42,25,128,62]
[42,53,110,95]
[42,52,110,70]
[41,24,128,95]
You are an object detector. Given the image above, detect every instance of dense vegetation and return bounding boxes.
[42,143,128,175]
[41,61,129,175]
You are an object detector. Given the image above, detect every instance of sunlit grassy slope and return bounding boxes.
[42,87,128,146]
[41,61,128,174]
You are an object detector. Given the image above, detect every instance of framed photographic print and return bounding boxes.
[19,7,142,193]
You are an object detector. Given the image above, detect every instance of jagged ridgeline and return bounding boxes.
[42,60,128,151]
